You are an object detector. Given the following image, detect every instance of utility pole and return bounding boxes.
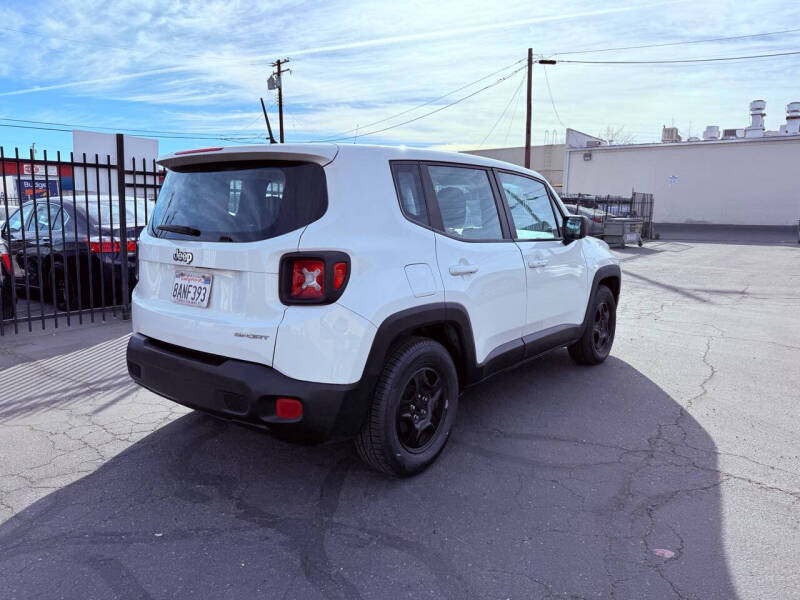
[270,58,290,143]
[524,54,556,169]
[524,48,533,169]
[277,59,285,143]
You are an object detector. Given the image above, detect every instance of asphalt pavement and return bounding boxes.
[0,239,798,599]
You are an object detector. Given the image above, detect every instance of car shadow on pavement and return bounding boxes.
[0,351,737,600]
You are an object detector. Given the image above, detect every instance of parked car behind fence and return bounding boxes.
[1,196,152,313]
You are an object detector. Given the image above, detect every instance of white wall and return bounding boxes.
[462,144,565,187]
[565,137,800,226]
[72,130,159,197]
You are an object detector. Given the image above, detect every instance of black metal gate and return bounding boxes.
[1,134,162,336]
[560,191,656,239]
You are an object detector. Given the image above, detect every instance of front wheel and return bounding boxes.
[355,337,458,477]
[568,284,617,365]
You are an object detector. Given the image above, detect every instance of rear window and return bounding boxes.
[150,162,327,242]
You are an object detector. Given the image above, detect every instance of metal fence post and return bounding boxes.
[115,134,130,319]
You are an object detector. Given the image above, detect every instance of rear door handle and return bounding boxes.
[449,264,479,276]
[527,259,548,268]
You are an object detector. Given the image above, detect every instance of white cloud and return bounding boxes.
[2,0,800,152]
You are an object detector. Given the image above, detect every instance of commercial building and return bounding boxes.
[564,101,800,226]
[0,131,159,205]
[462,143,566,189]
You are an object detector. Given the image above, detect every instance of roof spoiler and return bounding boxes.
[158,144,339,169]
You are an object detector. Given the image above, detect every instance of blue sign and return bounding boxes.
[21,179,59,199]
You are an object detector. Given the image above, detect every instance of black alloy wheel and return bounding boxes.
[567,284,616,365]
[395,367,448,452]
[592,300,612,355]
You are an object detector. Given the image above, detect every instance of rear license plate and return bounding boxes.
[172,271,212,307]
[624,232,639,243]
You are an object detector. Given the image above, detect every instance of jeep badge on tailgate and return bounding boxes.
[173,249,194,264]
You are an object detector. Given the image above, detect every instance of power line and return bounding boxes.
[0,122,257,144]
[541,65,566,129]
[503,74,525,146]
[478,70,526,148]
[315,64,528,142]
[317,58,526,141]
[556,49,800,64]
[552,27,800,57]
[0,116,264,140]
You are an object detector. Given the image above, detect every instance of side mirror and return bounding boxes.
[563,215,587,242]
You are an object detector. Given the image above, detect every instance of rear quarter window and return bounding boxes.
[150,161,327,242]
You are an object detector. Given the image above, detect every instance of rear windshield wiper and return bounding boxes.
[157,224,201,237]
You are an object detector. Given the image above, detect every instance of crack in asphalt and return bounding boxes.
[1,245,799,599]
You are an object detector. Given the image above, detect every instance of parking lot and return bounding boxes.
[1,238,798,599]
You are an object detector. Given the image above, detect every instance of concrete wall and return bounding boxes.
[462,144,565,188]
[565,137,800,226]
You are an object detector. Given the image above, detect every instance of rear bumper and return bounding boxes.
[126,333,364,442]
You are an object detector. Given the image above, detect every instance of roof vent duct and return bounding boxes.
[703,125,720,140]
[661,126,681,143]
[785,102,800,136]
[745,99,766,138]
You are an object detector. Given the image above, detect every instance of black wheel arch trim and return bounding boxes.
[580,264,621,334]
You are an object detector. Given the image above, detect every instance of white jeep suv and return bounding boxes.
[126,144,620,476]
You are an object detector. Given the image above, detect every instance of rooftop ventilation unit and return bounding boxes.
[722,128,739,140]
[703,125,720,140]
[785,101,800,135]
[661,126,681,143]
[744,99,767,138]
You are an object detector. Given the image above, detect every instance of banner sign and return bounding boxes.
[21,164,60,178]
[21,179,59,199]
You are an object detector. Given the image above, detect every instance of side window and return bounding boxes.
[426,165,503,240]
[391,163,429,225]
[52,204,68,231]
[7,205,32,233]
[28,203,62,232]
[496,172,560,240]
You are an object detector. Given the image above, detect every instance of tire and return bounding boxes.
[568,284,617,365]
[54,266,81,312]
[1,278,14,320]
[355,336,459,477]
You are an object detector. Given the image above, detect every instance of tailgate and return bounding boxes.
[132,230,301,366]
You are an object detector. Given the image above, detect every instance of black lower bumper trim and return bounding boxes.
[126,333,363,442]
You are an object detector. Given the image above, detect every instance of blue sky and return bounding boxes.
[1,0,800,157]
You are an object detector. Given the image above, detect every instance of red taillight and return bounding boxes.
[333,262,347,289]
[276,398,303,420]
[280,253,350,305]
[291,259,325,299]
[89,240,119,254]
[89,239,136,254]
[1,253,10,273]
[593,215,603,223]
